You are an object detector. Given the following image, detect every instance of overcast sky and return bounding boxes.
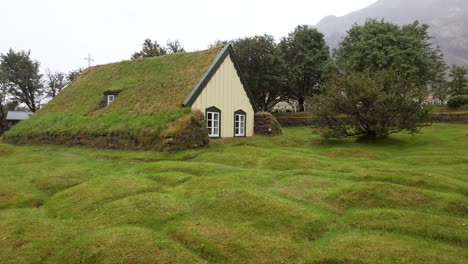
[1,0,377,73]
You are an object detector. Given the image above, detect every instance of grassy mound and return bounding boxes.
[329,182,467,216]
[340,209,468,246]
[0,209,80,263]
[55,226,201,263]
[309,231,468,264]
[3,47,222,150]
[168,219,304,263]
[190,190,330,240]
[45,175,162,218]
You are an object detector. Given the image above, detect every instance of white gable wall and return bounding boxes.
[191,54,255,137]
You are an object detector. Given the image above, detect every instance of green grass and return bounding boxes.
[0,124,467,263]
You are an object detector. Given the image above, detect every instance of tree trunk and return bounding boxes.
[297,97,305,112]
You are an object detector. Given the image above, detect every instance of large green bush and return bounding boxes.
[447,95,468,108]
[314,71,431,139]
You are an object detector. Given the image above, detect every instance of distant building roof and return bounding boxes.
[6,111,33,121]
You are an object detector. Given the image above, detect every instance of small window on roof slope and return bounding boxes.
[102,90,121,107]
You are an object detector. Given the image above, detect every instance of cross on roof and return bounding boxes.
[83,52,94,67]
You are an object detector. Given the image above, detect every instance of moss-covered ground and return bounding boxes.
[0,124,467,263]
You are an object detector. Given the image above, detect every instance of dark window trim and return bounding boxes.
[234,109,246,138]
[205,106,221,139]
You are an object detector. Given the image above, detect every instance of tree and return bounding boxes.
[314,20,445,139]
[232,35,285,111]
[167,40,185,53]
[0,78,8,133]
[0,74,19,134]
[314,71,431,139]
[67,68,83,83]
[334,19,446,89]
[448,65,468,96]
[0,49,43,112]
[208,40,228,49]
[45,70,67,98]
[279,25,331,111]
[131,39,167,59]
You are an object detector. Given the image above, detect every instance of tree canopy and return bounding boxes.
[314,71,431,139]
[67,68,83,83]
[45,70,67,98]
[315,20,443,139]
[232,35,285,111]
[0,49,43,112]
[448,65,468,96]
[166,40,185,53]
[334,19,446,88]
[279,25,331,111]
[131,39,167,59]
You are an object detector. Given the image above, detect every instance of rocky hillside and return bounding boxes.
[316,0,468,66]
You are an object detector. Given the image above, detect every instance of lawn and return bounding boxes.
[0,124,467,263]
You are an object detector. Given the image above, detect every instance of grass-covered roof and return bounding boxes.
[4,46,224,149]
[43,46,223,115]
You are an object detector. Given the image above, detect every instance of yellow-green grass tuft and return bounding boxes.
[262,156,327,171]
[45,175,163,218]
[0,144,15,156]
[190,190,331,240]
[55,226,201,263]
[308,231,468,264]
[0,208,81,263]
[31,170,92,195]
[328,182,468,216]
[85,192,186,228]
[321,148,384,159]
[168,219,305,263]
[340,209,468,246]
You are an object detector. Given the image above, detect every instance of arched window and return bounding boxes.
[234,109,246,137]
[206,106,221,138]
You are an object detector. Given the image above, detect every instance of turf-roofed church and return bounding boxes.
[3,44,257,150]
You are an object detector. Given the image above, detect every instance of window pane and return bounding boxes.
[207,110,220,137]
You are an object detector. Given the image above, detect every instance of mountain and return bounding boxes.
[316,0,468,66]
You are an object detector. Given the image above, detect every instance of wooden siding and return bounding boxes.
[191,54,255,137]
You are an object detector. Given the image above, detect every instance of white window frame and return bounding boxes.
[207,111,220,137]
[107,95,115,106]
[235,114,246,137]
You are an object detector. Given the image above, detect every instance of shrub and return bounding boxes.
[314,71,432,139]
[447,95,468,108]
